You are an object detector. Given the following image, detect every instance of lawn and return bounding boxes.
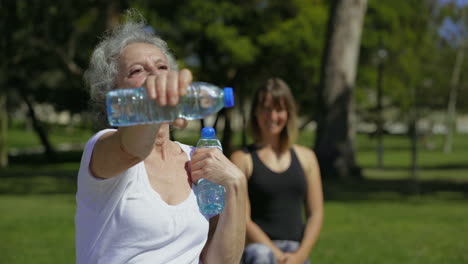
[1,126,467,263]
[7,123,93,151]
[0,194,76,264]
[313,198,468,264]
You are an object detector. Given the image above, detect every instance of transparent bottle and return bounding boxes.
[106,82,234,126]
[195,127,225,216]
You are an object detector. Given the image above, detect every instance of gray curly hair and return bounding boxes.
[84,10,178,128]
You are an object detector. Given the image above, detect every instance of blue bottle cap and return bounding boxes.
[201,127,216,138]
[223,87,234,108]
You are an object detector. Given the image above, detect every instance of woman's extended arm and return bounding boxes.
[90,70,191,179]
[89,124,162,179]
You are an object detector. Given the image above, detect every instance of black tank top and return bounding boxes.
[247,145,307,242]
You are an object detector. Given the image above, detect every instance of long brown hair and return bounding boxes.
[248,78,298,152]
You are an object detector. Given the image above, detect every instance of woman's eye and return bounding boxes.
[158,65,168,70]
[130,69,142,76]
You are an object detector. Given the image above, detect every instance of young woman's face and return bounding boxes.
[116,42,169,89]
[256,94,288,137]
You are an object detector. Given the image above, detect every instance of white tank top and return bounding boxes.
[75,129,209,264]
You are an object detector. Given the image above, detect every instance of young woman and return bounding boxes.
[231,78,323,264]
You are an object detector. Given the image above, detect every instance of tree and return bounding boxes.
[437,1,467,153]
[0,95,7,167]
[0,0,12,167]
[132,0,328,153]
[314,0,368,179]
[355,0,467,158]
[0,0,127,163]
[2,0,330,160]
[130,0,255,153]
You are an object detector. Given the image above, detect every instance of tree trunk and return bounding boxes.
[20,92,57,161]
[197,23,209,133]
[0,0,15,168]
[376,55,384,169]
[221,109,234,157]
[0,95,8,167]
[409,85,420,195]
[314,0,367,179]
[240,95,247,148]
[443,41,465,153]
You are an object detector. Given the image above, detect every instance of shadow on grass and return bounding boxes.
[3,150,468,201]
[0,151,82,195]
[0,170,77,195]
[324,177,468,201]
[8,150,84,164]
[364,163,468,170]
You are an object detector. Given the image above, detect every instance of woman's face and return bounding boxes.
[116,42,169,89]
[256,94,288,137]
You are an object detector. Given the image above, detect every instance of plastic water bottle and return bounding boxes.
[106,82,234,126]
[196,127,225,216]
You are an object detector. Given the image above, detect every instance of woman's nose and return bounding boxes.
[148,64,159,75]
[270,110,277,120]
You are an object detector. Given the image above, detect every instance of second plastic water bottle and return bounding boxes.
[196,127,225,216]
[107,82,234,126]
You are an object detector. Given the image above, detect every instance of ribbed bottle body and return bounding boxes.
[107,82,225,126]
[195,131,226,217]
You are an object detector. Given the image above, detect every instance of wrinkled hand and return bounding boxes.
[190,147,243,187]
[145,69,192,129]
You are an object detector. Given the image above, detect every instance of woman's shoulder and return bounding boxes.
[173,141,195,157]
[292,144,316,157]
[230,147,252,162]
[292,144,319,169]
[231,144,257,156]
[230,146,254,178]
[90,128,118,142]
[83,129,117,156]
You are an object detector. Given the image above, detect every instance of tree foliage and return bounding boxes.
[357,0,467,121]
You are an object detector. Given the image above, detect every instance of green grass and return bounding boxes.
[312,199,468,264]
[0,162,78,194]
[1,126,468,263]
[355,133,468,184]
[1,193,466,263]
[0,195,76,263]
[7,125,93,150]
[355,133,468,169]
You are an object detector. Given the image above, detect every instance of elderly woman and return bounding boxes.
[76,12,246,264]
